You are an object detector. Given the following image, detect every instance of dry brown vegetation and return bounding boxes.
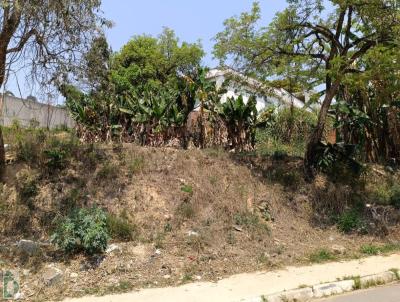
[1,131,400,300]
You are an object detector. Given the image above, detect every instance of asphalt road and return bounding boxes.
[319,284,400,302]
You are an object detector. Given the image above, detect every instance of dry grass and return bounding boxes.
[1,136,400,300]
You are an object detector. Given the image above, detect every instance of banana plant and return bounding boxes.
[216,95,258,150]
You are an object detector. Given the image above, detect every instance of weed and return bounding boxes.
[371,183,392,205]
[360,244,380,255]
[51,207,109,255]
[126,155,145,176]
[203,148,224,158]
[105,280,133,294]
[360,243,400,255]
[257,252,271,265]
[209,175,218,185]
[106,213,137,241]
[362,278,385,289]
[226,231,236,245]
[182,273,193,283]
[233,211,270,239]
[353,276,361,290]
[186,233,207,253]
[176,200,195,221]
[44,148,68,170]
[154,232,166,249]
[164,222,172,232]
[181,184,193,194]
[298,284,309,289]
[234,212,259,227]
[61,188,82,211]
[309,249,336,263]
[337,210,363,233]
[15,169,39,209]
[389,268,400,280]
[0,184,11,217]
[16,133,43,164]
[96,161,119,181]
[83,144,104,168]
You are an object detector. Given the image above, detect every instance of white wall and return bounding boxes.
[1,95,75,129]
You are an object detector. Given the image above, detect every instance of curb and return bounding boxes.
[236,270,399,302]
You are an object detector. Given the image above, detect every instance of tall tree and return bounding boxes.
[0,0,107,180]
[214,0,400,178]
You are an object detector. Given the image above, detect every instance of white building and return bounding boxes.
[205,68,305,112]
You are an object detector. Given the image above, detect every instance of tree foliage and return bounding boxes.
[0,0,107,180]
[214,0,400,176]
[63,29,206,145]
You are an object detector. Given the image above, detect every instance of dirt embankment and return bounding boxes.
[1,143,400,301]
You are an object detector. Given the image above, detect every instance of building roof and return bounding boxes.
[206,68,306,109]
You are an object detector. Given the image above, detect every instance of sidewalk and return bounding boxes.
[64,254,400,302]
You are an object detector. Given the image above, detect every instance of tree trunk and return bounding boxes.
[0,48,7,182]
[304,80,341,180]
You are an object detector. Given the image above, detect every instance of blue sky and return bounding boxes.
[102,0,288,67]
[5,1,289,101]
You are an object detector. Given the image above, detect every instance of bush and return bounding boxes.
[44,148,68,170]
[106,213,136,241]
[16,133,43,164]
[51,207,109,255]
[337,210,363,233]
[256,107,318,157]
[360,243,400,255]
[360,244,380,255]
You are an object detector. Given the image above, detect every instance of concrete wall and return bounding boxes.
[1,95,75,129]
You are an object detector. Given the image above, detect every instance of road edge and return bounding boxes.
[236,269,400,302]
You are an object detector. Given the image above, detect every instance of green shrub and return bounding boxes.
[360,243,400,255]
[106,213,136,241]
[337,210,363,233]
[16,134,43,164]
[256,107,318,157]
[371,183,392,205]
[44,148,68,170]
[234,212,260,227]
[360,244,380,255]
[233,211,270,237]
[51,207,109,255]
